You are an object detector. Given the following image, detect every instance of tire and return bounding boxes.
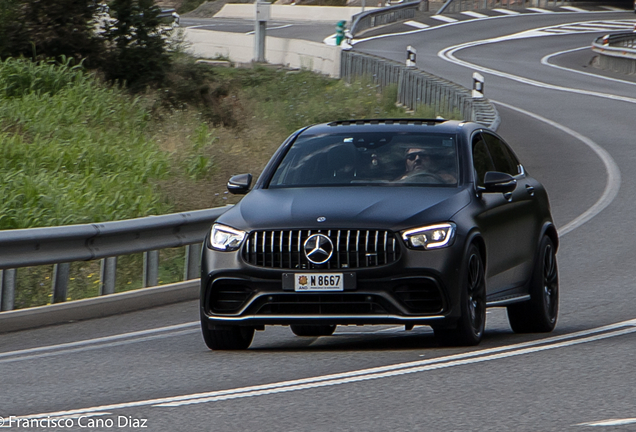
[290,325,337,337]
[434,244,486,346]
[201,318,254,350]
[507,235,559,333]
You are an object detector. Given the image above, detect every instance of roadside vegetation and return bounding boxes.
[0,0,458,309]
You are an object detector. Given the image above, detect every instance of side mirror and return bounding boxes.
[227,173,252,195]
[481,171,517,194]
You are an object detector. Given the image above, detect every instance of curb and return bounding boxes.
[0,280,200,334]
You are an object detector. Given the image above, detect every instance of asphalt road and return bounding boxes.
[181,17,336,42]
[2,9,636,432]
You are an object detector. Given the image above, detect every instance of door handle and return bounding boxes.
[525,184,535,196]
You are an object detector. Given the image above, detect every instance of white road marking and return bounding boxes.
[158,327,636,407]
[527,7,554,13]
[553,25,617,32]
[577,418,636,427]
[599,6,626,12]
[535,20,636,35]
[560,6,588,13]
[185,25,218,29]
[461,11,488,19]
[404,20,429,29]
[431,15,458,23]
[438,23,636,105]
[352,12,626,46]
[492,101,621,237]
[492,8,520,15]
[541,46,636,87]
[11,319,636,417]
[0,322,198,360]
[245,24,292,35]
[0,329,197,364]
[438,23,627,236]
[574,23,635,29]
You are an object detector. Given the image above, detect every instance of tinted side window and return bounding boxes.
[472,134,495,187]
[483,133,519,176]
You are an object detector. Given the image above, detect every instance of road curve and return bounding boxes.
[2,10,636,432]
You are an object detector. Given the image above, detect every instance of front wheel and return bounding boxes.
[201,317,254,350]
[507,235,559,333]
[290,325,337,337]
[434,244,486,346]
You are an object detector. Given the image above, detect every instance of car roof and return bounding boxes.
[300,119,481,136]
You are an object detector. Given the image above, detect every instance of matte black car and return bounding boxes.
[200,119,559,349]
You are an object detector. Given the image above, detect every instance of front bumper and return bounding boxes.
[201,237,466,328]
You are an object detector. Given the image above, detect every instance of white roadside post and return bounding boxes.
[472,72,484,99]
[406,46,416,67]
[254,0,270,63]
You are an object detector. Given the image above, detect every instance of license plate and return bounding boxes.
[294,273,344,291]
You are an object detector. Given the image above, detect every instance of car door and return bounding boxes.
[471,132,538,296]
[482,132,541,294]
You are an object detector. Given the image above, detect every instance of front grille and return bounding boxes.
[253,293,391,315]
[242,229,400,269]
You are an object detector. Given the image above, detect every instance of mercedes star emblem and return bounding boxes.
[303,234,333,264]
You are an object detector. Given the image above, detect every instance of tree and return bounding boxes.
[0,0,25,59]
[3,0,103,65]
[102,0,172,90]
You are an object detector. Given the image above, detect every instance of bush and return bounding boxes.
[0,56,88,98]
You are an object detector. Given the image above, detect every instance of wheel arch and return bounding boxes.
[541,222,559,253]
[464,229,486,270]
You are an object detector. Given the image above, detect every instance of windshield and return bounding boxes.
[268,131,458,188]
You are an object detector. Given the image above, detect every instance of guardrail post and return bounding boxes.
[51,263,70,304]
[1,269,16,311]
[184,243,202,280]
[143,250,159,287]
[100,257,117,295]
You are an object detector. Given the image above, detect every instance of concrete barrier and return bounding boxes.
[0,280,199,334]
[214,4,379,22]
[185,28,342,77]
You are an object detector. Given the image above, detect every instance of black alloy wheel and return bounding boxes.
[290,325,337,337]
[507,235,559,333]
[201,317,255,350]
[434,244,486,346]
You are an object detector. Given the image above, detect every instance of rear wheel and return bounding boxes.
[201,318,254,350]
[290,325,337,337]
[507,235,559,333]
[434,244,486,346]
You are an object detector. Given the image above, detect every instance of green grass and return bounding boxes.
[0,58,171,229]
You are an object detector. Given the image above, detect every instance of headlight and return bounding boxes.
[210,224,246,251]
[401,223,456,250]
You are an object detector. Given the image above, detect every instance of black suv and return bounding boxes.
[201,119,559,349]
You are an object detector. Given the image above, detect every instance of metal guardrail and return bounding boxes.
[0,206,231,312]
[592,32,636,59]
[340,50,500,129]
[350,0,428,37]
[437,0,567,14]
[592,32,636,75]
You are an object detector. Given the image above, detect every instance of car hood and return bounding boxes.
[217,186,471,232]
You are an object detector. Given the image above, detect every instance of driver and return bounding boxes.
[397,147,457,184]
